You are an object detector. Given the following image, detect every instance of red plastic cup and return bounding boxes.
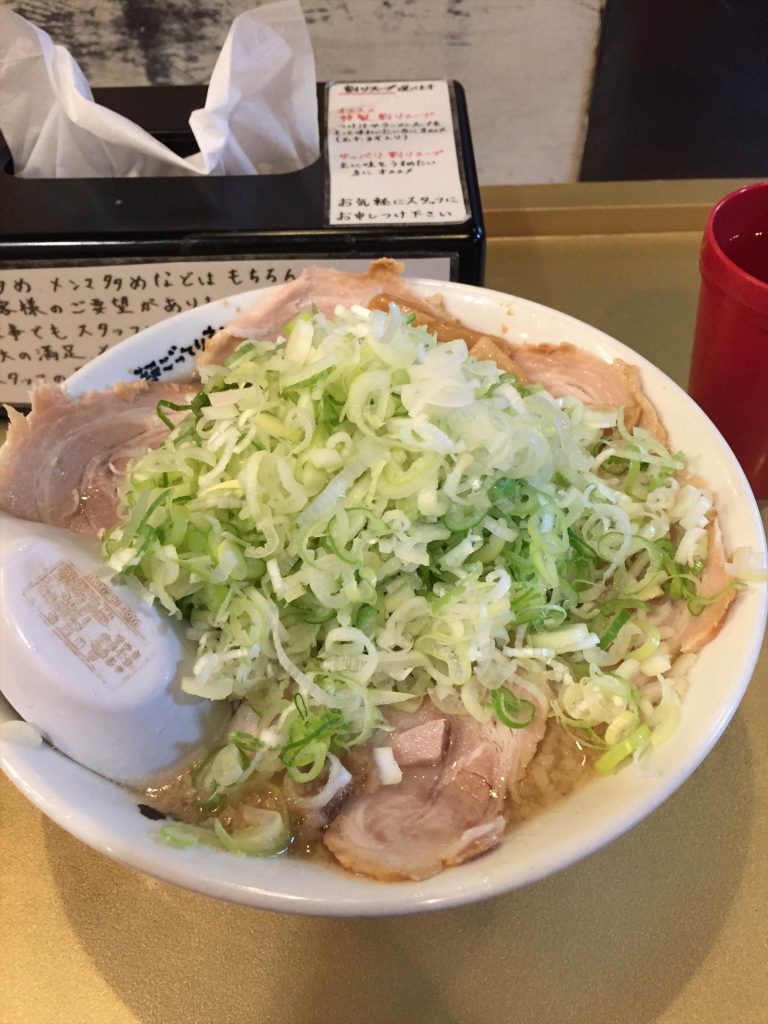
[690,182,768,498]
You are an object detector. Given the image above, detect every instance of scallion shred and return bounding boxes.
[492,687,536,729]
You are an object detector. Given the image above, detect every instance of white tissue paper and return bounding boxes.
[0,1,319,178]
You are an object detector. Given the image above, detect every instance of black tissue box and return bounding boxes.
[0,80,484,408]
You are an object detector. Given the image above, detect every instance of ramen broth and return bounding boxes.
[139,719,596,869]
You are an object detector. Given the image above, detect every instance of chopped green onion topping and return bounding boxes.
[104,302,740,797]
[598,608,631,650]
[492,687,536,729]
[156,398,192,429]
[595,723,651,774]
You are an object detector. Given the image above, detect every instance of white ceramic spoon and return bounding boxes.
[0,512,228,785]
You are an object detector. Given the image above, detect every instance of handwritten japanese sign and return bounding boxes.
[0,256,450,406]
[327,81,468,227]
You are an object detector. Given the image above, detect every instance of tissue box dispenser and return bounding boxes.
[0,81,484,408]
[0,82,483,276]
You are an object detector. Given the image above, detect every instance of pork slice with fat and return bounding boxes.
[0,380,196,536]
[200,259,451,368]
[367,299,667,441]
[367,293,527,379]
[368,297,667,442]
[201,261,668,445]
[324,697,545,882]
[511,343,668,443]
[655,518,736,655]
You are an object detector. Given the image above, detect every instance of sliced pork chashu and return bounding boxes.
[202,260,666,443]
[0,380,196,535]
[201,259,528,377]
[653,518,737,655]
[324,698,545,882]
[508,344,668,443]
[200,259,453,368]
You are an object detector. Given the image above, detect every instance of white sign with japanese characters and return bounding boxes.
[0,255,451,405]
[327,80,469,227]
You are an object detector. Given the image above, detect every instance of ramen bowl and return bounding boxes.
[1,279,765,915]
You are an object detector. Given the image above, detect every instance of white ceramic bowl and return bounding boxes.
[1,280,766,916]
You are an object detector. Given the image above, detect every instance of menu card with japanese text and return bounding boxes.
[327,80,468,226]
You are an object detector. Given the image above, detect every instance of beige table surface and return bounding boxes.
[1,181,766,1024]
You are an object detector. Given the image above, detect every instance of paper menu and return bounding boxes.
[327,81,469,227]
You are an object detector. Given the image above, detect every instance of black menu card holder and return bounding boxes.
[0,81,484,410]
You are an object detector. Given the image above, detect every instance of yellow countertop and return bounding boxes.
[1,180,766,1024]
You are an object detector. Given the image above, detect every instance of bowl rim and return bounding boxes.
[2,277,766,916]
